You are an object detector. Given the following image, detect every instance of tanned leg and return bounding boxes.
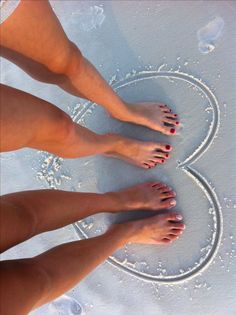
[0,0,180,135]
[0,84,172,168]
[0,181,177,252]
[1,212,185,315]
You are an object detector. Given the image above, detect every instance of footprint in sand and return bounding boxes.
[49,295,83,315]
[197,16,224,54]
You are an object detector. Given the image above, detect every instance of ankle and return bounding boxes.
[107,222,137,247]
[102,133,126,155]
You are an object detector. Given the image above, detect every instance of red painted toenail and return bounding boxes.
[176,121,179,125]
[162,159,165,163]
[166,145,171,150]
[166,154,169,158]
[174,114,178,117]
[170,128,176,134]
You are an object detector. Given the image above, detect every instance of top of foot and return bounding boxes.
[113,102,180,136]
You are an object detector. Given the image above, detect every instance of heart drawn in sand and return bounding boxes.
[39,70,223,283]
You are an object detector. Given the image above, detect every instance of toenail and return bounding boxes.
[166,153,169,158]
[161,159,165,163]
[170,128,176,134]
[176,214,182,220]
[166,145,171,150]
[176,121,180,125]
[174,114,178,117]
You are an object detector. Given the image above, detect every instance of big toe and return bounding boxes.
[161,125,177,136]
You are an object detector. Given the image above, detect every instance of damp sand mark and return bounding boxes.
[197,16,224,54]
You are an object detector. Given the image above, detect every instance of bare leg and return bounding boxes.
[0,0,179,135]
[0,181,176,252]
[0,84,172,168]
[0,212,184,315]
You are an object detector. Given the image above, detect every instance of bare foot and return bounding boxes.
[113,102,180,135]
[106,134,172,169]
[114,181,176,211]
[114,212,185,245]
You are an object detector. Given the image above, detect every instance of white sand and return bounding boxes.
[1,1,236,314]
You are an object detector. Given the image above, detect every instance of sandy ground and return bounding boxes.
[1,1,236,314]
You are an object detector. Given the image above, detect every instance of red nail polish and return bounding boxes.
[166,154,169,158]
[166,145,171,150]
[174,114,178,117]
[176,121,179,125]
[170,128,176,134]
[162,159,165,163]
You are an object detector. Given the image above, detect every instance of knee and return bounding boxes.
[47,41,83,75]
[32,109,75,147]
[49,111,76,143]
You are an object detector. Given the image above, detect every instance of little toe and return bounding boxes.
[167,234,179,241]
[147,161,157,168]
[160,104,172,113]
[161,238,172,244]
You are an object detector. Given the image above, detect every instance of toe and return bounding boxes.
[167,234,179,241]
[161,125,177,135]
[150,182,164,188]
[165,212,183,222]
[169,222,185,230]
[158,186,172,193]
[161,191,176,199]
[160,238,172,244]
[150,157,166,165]
[153,143,172,152]
[147,160,157,168]
[165,113,179,119]
[154,150,170,159]
[170,229,183,235]
[163,117,179,126]
[161,198,176,208]
[159,104,172,113]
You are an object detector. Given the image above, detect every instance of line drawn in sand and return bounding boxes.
[38,69,222,283]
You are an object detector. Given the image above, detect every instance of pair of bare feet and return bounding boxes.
[103,102,184,247]
[106,102,180,169]
[110,182,184,246]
